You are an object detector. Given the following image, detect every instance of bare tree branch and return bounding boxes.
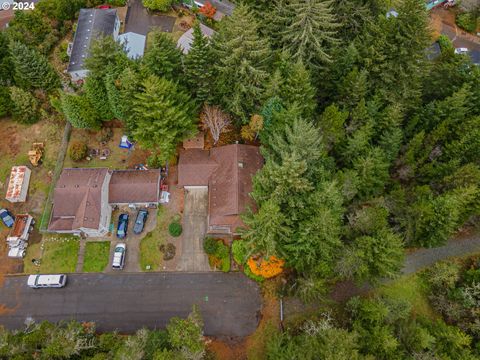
[200,105,231,145]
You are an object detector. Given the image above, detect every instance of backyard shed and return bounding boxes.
[5,166,31,203]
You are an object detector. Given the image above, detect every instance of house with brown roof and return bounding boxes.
[49,168,112,237]
[178,144,264,235]
[48,168,161,237]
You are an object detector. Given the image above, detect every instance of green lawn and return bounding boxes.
[377,274,438,319]
[139,207,168,271]
[30,235,80,274]
[83,242,111,272]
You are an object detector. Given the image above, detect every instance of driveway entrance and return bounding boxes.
[177,188,210,271]
[125,0,176,35]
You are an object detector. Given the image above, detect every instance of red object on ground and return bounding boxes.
[199,1,216,19]
[97,5,112,9]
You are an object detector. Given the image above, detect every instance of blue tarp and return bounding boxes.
[119,135,133,149]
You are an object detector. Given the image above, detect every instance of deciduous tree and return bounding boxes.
[200,104,231,145]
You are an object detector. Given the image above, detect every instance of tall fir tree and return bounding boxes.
[9,86,40,124]
[270,0,339,67]
[212,4,271,122]
[183,23,214,104]
[84,75,114,121]
[60,93,101,129]
[9,42,60,91]
[132,76,197,163]
[141,31,183,82]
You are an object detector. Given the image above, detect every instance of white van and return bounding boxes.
[27,274,67,289]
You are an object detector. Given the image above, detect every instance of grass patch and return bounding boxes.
[377,274,438,319]
[33,235,80,274]
[63,128,131,170]
[83,242,110,272]
[139,207,167,271]
[23,242,42,274]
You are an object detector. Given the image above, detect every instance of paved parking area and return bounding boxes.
[176,188,210,271]
[106,207,157,273]
[125,0,176,35]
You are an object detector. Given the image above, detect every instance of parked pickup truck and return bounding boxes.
[6,214,34,258]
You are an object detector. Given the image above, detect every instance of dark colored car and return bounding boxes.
[0,209,15,228]
[133,209,148,235]
[116,213,129,239]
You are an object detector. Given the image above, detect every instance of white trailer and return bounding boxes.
[6,214,34,258]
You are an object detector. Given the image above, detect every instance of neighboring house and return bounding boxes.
[118,32,146,59]
[67,8,120,81]
[48,168,161,237]
[178,143,264,235]
[177,23,215,54]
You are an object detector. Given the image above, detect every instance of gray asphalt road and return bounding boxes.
[0,273,261,337]
[330,233,480,302]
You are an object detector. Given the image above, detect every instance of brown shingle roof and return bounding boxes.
[109,169,161,204]
[183,132,205,149]
[178,144,263,233]
[48,168,108,231]
[209,145,263,231]
[177,149,217,186]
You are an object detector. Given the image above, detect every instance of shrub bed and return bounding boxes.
[168,222,182,237]
[203,237,230,272]
[231,240,264,282]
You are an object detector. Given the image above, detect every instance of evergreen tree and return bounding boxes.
[265,56,317,119]
[0,32,14,86]
[105,67,141,128]
[9,42,60,91]
[9,86,40,124]
[318,103,348,151]
[352,147,390,199]
[60,93,101,129]
[212,4,271,122]
[84,36,130,79]
[84,75,113,121]
[0,87,11,118]
[183,23,214,103]
[240,199,291,257]
[132,76,197,163]
[341,229,404,284]
[141,31,183,82]
[271,0,339,67]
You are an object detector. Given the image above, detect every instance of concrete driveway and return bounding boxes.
[0,273,261,337]
[177,188,210,272]
[106,208,157,272]
[125,0,175,35]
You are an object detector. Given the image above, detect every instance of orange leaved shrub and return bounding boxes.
[247,256,285,279]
